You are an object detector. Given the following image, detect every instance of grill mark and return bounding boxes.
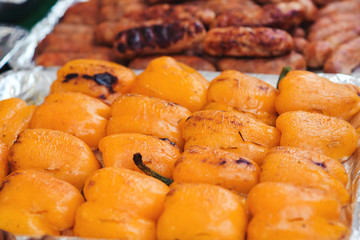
[62,72,118,93]
[314,161,326,168]
[114,20,204,54]
[236,158,252,165]
[63,73,79,82]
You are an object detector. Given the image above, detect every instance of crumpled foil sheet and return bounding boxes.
[7,0,81,69]
[0,25,28,69]
[0,68,360,239]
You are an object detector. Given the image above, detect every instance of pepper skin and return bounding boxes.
[173,146,260,194]
[0,170,84,235]
[276,110,357,161]
[261,146,349,204]
[182,110,281,165]
[30,92,110,149]
[9,129,101,189]
[247,182,342,220]
[73,167,169,240]
[107,94,191,149]
[207,70,278,126]
[276,70,360,121]
[0,141,8,181]
[131,56,209,112]
[99,133,180,178]
[52,59,136,104]
[0,98,36,147]
[157,182,248,240]
[247,214,348,240]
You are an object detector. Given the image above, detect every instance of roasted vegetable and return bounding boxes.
[0,98,36,147]
[276,111,357,161]
[99,133,180,178]
[248,214,348,240]
[247,182,347,239]
[248,182,342,220]
[157,183,247,240]
[9,129,101,189]
[73,167,169,239]
[182,110,281,165]
[132,56,209,112]
[261,146,349,204]
[0,170,84,235]
[275,70,360,121]
[51,59,136,104]
[207,70,278,126]
[107,94,191,149]
[173,146,260,194]
[30,92,110,149]
[0,141,8,181]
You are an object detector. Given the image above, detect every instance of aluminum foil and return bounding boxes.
[0,25,28,69]
[0,68,360,239]
[7,0,82,69]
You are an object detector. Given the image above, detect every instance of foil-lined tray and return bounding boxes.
[3,0,360,78]
[0,25,28,70]
[0,68,360,239]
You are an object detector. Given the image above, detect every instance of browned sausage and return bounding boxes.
[123,4,216,27]
[203,27,293,57]
[309,13,360,33]
[217,51,306,74]
[304,29,360,68]
[324,37,360,74]
[319,0,360,16]
[61,0,99,25]
[293,37,308,54]
[212,1,305,30]
[128,55,216,71]
[114,19,206,58]
[35,51,116,67]
[308,21,360,41]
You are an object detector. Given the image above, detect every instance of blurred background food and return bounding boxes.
[1,0,360,74]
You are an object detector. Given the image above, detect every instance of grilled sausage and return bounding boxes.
[319,0,360,16]
[114,19,206,58]
[123,4,216,27]
[204,27,293,57]
[212,1,305,30]
[304,30,360,68]
[308,21,360,41]
[35,51,116,67]
[324,37,360,74]
[129,55,216,71]
[217,51,306,74]
[309,13,360,33]
[293,37,308,54]
[61,0,99,25]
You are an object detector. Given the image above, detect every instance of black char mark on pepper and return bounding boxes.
[64,73,118,93]
[235,158,252,165]
[63,73,79,82]
[313,161,326,168]
[160,138,176,147]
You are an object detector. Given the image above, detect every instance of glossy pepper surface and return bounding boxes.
[9,128,101,189]
[132,56,209,112]
[207,70,278,126]
[0,98,36,147]
[276,110,357,161]
[0,170,84,235]
[74,167,169,240]
[107,94,191,149]
[52,59,136,104]
[182,109,281,165]
[99,133,180,178]
[30,92,110,149]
